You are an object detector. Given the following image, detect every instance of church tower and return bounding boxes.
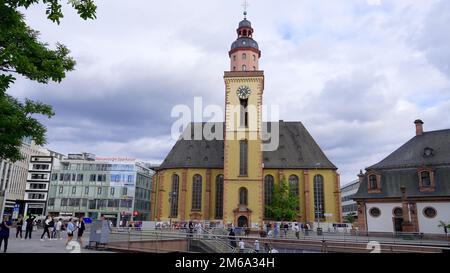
[223,10,265,228]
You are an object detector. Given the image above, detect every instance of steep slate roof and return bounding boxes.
[353,129,450,200]
[353,167,450,199]
[158,121,336,170]
[368,129,450,170]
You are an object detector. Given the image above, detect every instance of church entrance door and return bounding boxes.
[394,218,403,232]
[238,216,248,227]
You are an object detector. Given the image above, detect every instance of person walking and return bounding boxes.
[294,223,300,239]
[66,218,75,247]
[254,239,260,253]
[0,216,12,253]
[16,215,24,239]
[273,223,279,238]
[49,217,55,240]
[25,215,35,239]
[283,222,289,238]
[228,228,237,248]
[55,218,63,240]
[76,217,85,247]
[238,238,245,253]
[40,215,51,241]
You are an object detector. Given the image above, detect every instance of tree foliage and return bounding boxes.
[266,178,299,221]
[0,0,96,161]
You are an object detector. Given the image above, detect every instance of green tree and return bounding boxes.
[344,212,356,224]
[266,178,299,221]
[0,0,97,161]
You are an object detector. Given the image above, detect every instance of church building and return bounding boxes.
[150,12,342,229]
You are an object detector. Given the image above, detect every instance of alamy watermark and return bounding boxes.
[170,97,281,151]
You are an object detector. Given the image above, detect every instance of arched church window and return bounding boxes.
[239,140,248,176]
[170,174,179,217]
[264,175,275,218]
[242,65,247,71]
[289,175,300,211]
[215,175,224,219]
[314,174,325,219]
[191,175,202,211]
[242,53,247,60]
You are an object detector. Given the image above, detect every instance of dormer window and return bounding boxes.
[367,172,381,193]
[369,175,377,190]
[421,171,431,186]
[418,168,435,192]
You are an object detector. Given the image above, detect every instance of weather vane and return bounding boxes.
[242,0,250,18]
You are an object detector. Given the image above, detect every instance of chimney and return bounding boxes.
[414,119,424,136]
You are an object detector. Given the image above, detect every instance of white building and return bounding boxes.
[341,179,359,217]
[0,138,48,219]
[353,120,450,236]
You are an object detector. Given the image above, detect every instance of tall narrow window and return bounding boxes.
[240,99,248,128]
[289,175,300,211]
[215,175,224,219]
[239,187,248,205]
[242,53,247,60]
[242,65,247,71]
[369,175,377,190]
[264,175,275,218]
[170,174,180,217]
[191,175,202,211]
[239,140,248,176]
[233,55,236,61]
[421,171,431,187]
[314,175,325,219]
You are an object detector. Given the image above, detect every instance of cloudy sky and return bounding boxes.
[8,0,450,185]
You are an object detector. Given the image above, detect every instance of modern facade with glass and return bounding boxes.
[46,153,153,225]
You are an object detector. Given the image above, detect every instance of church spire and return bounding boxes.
[229,2,261,72]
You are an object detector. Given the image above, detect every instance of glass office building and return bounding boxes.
[46,153,153,225]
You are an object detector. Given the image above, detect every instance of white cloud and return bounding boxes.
[7,0,450,184]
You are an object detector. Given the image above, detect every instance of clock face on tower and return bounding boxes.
[236,86,252,100]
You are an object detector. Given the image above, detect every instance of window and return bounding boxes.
[421,171,431,187]
[64,173,70,181]
[264,175,275,218]
[191,175,202,211]
[61,198,68,206]
[253,66,256,71]
[29,183,46,190]
[59,174,64,181]
[90,174,96,182]
[72,186,76,195]
[423,207,437,218]
[239,187,248,205]
[253,55,256,61]
[98,174,106,182]
[47,198,55,206]
[240,99,248,128]
[85,187,89,195]
[369,175,378,190]
[242,65,247,71]
[31,173,48,180]
[59,186,63,194]
[314,175,325,219]
[77,174,83,182]
[128,175,134,183]
[122,187,128,196]
[69,198,80,207]
[71,173,76,181]
[242,53,247,60]
[215,175,224,219]
[89,200,96,210]
[51,173,58,181]
[170,174,180,218]
[289,175,300,211]
[233,66,236,71]
[81,199,88,207]
[233,55,236,61]
[393,207,403,217]
[239,140,248,176]
[369,207,381,217]
[97,187,102,195]
[110,187,115,196]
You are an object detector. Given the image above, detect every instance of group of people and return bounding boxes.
[0,214,86,253]
[228,228,278,253]
[261,222,311,239]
